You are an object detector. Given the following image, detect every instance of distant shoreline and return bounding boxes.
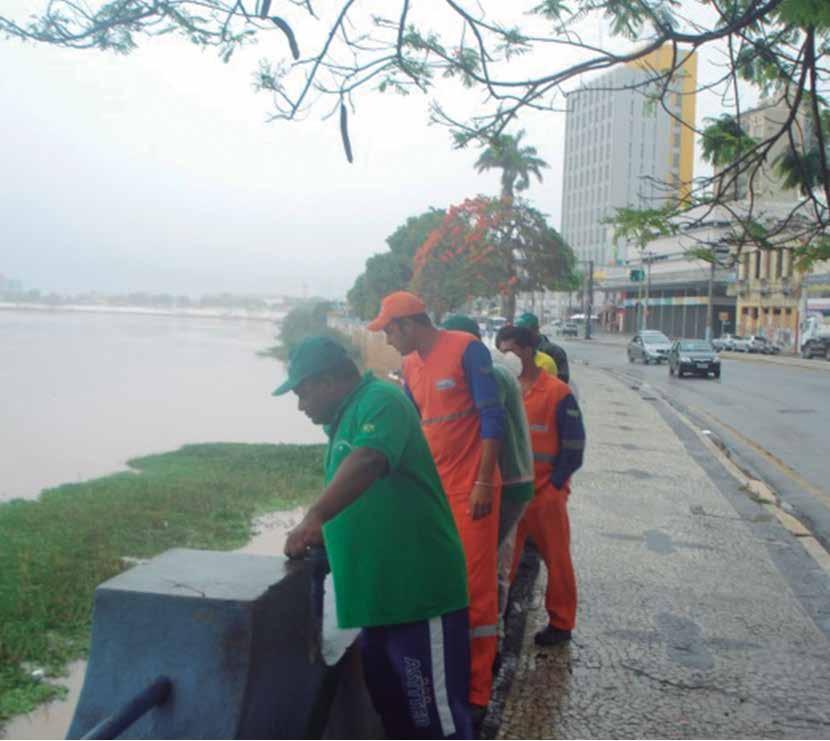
[0,302,286,323]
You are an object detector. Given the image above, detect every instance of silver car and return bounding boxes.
[628,330,672,364]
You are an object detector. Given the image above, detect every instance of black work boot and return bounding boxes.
[534,625,572,647]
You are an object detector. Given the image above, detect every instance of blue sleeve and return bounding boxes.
[550,393,585,489]
[461,340,505,440]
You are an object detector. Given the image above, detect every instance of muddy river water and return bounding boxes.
[0,309,323,502]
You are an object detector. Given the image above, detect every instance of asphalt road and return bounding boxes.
[560,335,830,548]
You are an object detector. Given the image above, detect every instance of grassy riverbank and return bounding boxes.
[0,442,324,724]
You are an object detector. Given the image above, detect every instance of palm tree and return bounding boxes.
[474,130,548,200]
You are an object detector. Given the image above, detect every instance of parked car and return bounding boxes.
[627,330,672,364]
[711,336,729,352]
[801,335,830,360]
[729,336,751,352]
[669,339,721,378]
[746,335,779,354]
[561,321,579,337]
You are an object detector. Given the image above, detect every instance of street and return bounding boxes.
[560,335,830,551]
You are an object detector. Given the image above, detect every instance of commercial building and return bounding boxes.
[560,45,697,268]
[598,210,737,339]
[733,242,801,349]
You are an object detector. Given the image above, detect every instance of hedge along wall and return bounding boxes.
[327,316,403,377]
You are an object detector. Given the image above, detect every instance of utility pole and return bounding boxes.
[706,257,715,341]
[643,251,653,331]
[586,259,594,340]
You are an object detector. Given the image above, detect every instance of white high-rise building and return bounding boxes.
[560,45,697,267]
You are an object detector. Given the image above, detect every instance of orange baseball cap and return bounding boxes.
[367,291,427,331]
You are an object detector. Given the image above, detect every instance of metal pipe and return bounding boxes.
[81,677,172,740]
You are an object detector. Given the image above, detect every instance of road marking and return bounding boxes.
[690,406,830,510]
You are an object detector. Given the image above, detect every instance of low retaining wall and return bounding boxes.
[67,548,381,739]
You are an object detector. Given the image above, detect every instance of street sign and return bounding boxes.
[630,269,645,282]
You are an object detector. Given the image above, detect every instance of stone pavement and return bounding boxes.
[493,364,830,739]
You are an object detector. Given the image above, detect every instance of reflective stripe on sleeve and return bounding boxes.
[561,439,586,450]
[421,406,477,426]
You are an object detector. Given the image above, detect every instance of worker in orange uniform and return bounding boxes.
[496,325,586,646]
[368,292,504,725]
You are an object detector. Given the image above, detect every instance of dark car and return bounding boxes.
[627,330,672,364]
[669,339,721,378]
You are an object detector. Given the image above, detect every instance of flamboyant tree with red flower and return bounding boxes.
[411,196,576,322]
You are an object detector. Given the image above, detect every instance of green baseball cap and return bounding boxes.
[272,336,349,396]
[515,312,540,330]
[441,314,481,339]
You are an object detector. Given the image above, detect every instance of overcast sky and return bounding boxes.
[0,2,746,298]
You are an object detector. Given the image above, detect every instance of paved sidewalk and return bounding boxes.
[496,365,830,739]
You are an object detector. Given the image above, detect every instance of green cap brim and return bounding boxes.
[272,376,300,396]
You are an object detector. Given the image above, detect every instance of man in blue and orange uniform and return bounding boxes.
[515,312,570,384]
[368,292,504,722]
[496,325,585,646]
[282,336,471,738]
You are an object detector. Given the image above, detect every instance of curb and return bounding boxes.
[719,350,830,372]
[613,367,830,577]
[480,548,541,739]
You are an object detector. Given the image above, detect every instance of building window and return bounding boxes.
[754,251,761,279]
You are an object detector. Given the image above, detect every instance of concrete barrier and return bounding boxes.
[67,548,381,739]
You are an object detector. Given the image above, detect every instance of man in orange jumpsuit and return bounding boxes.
[496,325,586,646]
[368,292,504,722]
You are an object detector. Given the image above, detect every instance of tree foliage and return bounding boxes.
[347,209,445,320]
[474,130,548,199]
[411,196,576,321]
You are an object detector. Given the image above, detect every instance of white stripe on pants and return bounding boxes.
[429,617,456,737]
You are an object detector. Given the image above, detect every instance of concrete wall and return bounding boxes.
[67,549,382,739]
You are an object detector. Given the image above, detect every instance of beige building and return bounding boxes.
[734,244,800,349]
[715,95,814,203]
[713,95,818,350]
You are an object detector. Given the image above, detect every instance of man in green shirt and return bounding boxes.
[441,316,535,634]
[279,336,472,738]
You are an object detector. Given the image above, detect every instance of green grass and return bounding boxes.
[0,442,324,724]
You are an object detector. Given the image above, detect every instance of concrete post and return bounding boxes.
[67,549,380,739]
